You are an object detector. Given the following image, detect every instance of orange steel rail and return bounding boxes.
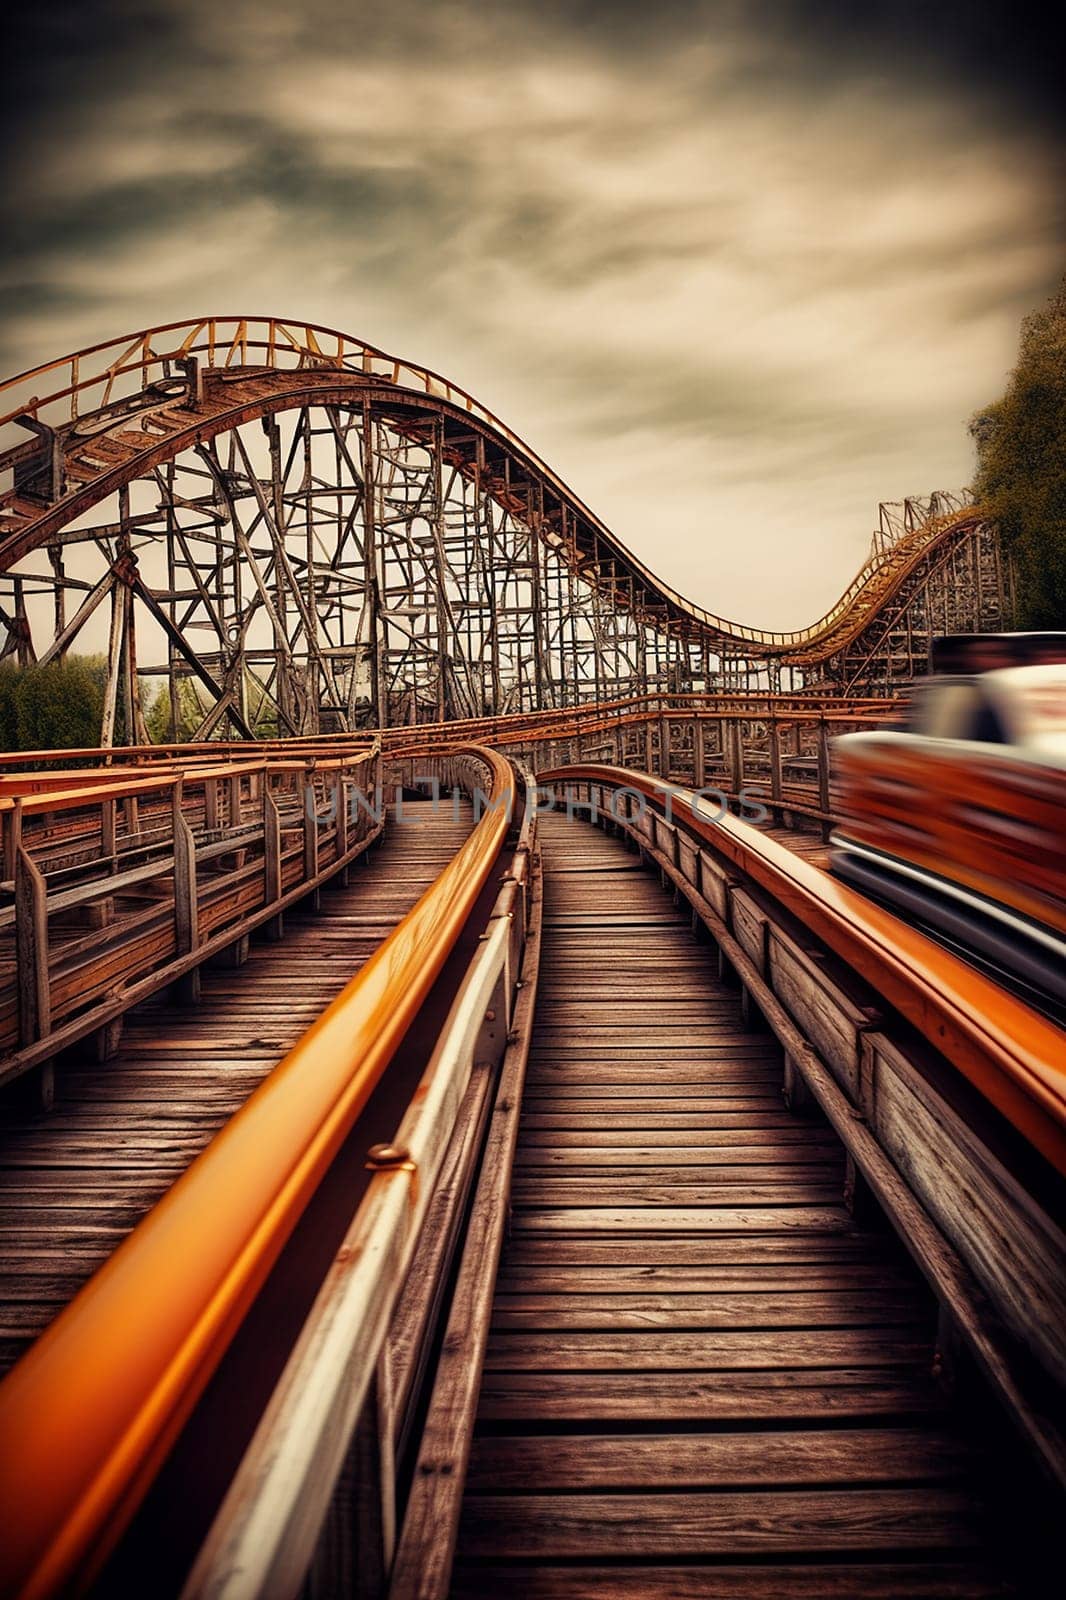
[0,745,516,1600]
[542,764,1066,1174]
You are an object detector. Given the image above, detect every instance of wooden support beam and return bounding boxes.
[36,569,116,669]
[15,846,53,1109]
[172,802,200,1005]
[101,798,116,872]
[303,777,321,913]
[100,583,125,752]
[263,788,284,940]
[129,571,254,739]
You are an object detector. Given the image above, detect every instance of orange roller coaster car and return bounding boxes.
[831,651,1066,1013]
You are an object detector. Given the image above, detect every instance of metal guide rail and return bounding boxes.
[0,744,537,1599]
[184,752,539,1599]
[0,744,383,1098]
[536,766,1066,1495]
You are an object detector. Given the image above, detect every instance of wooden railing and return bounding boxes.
[0,745,382,1099]
[0,695,896,854]
[487,699,899,834]
[0,696,889,775]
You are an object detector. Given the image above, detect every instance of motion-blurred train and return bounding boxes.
[830,634,1066,1011]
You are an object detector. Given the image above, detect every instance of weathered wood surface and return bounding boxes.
[0,758,380,1079]
[762,823,830,868]
[0,800,473,1376]
[450,811,1011,1598]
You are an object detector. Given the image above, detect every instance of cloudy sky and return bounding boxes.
[1,1,1063,627]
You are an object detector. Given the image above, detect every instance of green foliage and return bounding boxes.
[143,677,210,743]
[142,672,278,742]
[0,655,109,752]
[971,278,1066,627]
[0,661,19,751]
[245,674,280,739]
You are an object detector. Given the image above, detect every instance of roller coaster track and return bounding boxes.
[0,321,1050,1595]
[0,735,1062,1597]
[0,319,1009,730]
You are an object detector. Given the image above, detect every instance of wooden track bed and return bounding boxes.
[451,811,1010,1598]
[0,800,472,1376]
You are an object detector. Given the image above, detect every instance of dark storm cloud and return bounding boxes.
[0,1,1063,626]
[530,1,1066,130]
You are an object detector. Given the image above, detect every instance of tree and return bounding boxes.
[0,661,19,750]
[143,671,278,742]
[0,655,110,752]
[143,677,210,743]
[971,277,1066,627]
[245,673,280,738]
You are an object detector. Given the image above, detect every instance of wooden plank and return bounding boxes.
[515,1132,832,1145]
[482,1328,932,1371]
[768,927,877,1096]
[489,1290,927,1330]
[500,1233,903,1266]
[465,1428,971,1490]
[508,1182,845,1206]
[512,1155,841,1177]
[457,1487,981,1557]
[511,1206,852,1233]
[729,885,771,973]
[869,1029,1066,1388]
[450,1564,1007,1599]
[14,848,50,1049]
[493,1262,916,1293]
[440,810,1008,1595]
[518,1108,807,1125]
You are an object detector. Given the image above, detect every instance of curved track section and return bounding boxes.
[0,319,1010,731]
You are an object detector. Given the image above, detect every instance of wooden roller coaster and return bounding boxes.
[0,319,1012,732]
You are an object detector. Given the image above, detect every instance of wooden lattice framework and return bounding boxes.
[0,318,1013,739]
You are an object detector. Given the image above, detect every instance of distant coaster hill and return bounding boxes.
[0,317,1008,740]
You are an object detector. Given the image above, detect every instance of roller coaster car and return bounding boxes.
[830,641,1066,1010]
